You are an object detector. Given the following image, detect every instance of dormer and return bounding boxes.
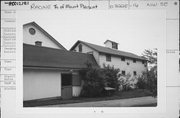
[104,40,118,49]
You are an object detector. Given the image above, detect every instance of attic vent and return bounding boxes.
[29,28,36,35]
[35,41,42,46]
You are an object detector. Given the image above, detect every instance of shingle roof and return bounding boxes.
[70,40,147,61]
[23,44,98,69]
[23,22,67,50]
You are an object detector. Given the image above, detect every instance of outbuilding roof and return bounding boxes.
[70,40,147,61]
[23,44,99,69]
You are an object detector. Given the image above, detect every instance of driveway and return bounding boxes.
[45,96,157,107]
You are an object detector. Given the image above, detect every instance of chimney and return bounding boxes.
[35,41,42,46]
[104,40,118,49]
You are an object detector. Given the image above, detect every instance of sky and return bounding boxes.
[17,10,165,56]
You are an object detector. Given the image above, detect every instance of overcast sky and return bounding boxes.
[18,10,165,56]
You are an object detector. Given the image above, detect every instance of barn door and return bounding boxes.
[61,73,72,99]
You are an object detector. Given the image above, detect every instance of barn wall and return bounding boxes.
[23,69,61,101]
[23,24,61,49]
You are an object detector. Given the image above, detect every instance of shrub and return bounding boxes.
[136,73,147,90]
[80,66,105,97]
[79,63,120,97]
[146,67,157,97]
[102,64,120,90]
[136,69,157,97]
[118,73,134,91]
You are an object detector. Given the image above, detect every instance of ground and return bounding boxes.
[24,89,156,107]
[45,96,157,107]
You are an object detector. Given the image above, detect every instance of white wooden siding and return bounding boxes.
[74,43,99,64]
[23,69,61,101]
[99,53,147,76]
[104,41,112,48]
[73,86,82,97]
[23,24,61,49]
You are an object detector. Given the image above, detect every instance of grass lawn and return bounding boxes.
[24,89,153,107]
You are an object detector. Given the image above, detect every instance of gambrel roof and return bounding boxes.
[70,40,147,61]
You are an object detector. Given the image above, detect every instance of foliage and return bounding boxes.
[146,69,157,97]
[136,70,157,97]
[102,64,120,90]
[79,62,120,97]
[80,67,105,97]
[118,73,133,91]
[136,72,148,89]
[136,49,157,97]
[142,49,157,65]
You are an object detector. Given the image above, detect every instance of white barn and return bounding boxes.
[23,21,147,102]
[70,40,148,84]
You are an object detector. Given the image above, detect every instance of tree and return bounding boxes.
[102,64,120,90]
[139,49,157,97]
[79,62,120,97]
[142,48,157,70]
[79,62,105,97]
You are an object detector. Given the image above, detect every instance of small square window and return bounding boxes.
[144,64,147,67]
[133,71,137,76]
[106,54,111,62]
[133,59,136,63]
[121,57,125,61]
[112,42,118,49]
[72,73,81,86]
[122,71,126,75]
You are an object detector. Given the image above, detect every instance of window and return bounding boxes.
[127,62,130,65]
[133,71,137,76]
[112,42,118,49]
[133,59,136,63]
[29,28,36,35]
[142,61,147,67]
[106,54,111,62]
[78,44,82,52]
[144,63,147,67]
[72,73,81,86]
[122,71,126,75]
[61,74,72,86]
[121,57,125,61]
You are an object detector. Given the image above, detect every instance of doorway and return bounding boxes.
[61,73,72,99]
